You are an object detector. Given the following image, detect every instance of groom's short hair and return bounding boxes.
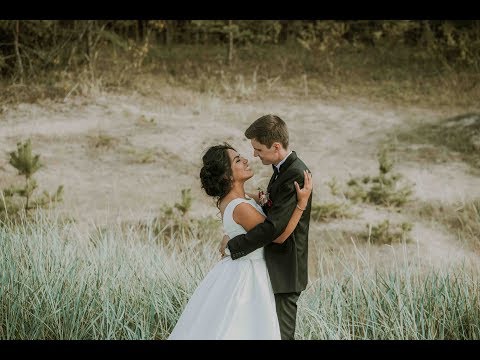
[245,114,289,149]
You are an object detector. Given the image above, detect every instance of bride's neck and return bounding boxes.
[228,182,246,199]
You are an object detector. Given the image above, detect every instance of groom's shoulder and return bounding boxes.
[292,154,310,171]
[282,151,310,176]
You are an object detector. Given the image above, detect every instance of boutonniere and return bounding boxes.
[258,188,273,208]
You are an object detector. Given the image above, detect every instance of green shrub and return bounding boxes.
[345,149,413,207]
[361,220,413,245]
[1,139,63,223]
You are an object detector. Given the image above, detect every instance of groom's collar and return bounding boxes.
[274,151,296,173]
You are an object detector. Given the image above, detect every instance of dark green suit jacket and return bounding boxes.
[226,151,312,293]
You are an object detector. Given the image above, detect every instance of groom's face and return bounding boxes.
[250,138,278,165]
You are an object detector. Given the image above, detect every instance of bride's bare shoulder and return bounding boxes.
[218,196,234,216]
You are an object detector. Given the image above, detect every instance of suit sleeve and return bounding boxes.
[227,169,305,260]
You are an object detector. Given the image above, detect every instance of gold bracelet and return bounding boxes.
[296,204,306,211]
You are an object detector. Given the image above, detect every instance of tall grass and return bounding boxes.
[1,213,479,339]
[297,262,480,339]
[0,213,219,339]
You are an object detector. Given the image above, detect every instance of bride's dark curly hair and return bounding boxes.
[200,143,235,208]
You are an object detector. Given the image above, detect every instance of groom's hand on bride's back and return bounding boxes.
[219,234,230,258]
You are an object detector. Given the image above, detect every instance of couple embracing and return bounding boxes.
[168,114,313,340]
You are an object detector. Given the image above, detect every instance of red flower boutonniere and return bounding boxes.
[258,188,273,208]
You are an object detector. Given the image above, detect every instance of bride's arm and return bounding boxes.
[271,204,305,244]
[234,171,313,244]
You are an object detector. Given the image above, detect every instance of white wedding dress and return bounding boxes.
[168,197,281,340]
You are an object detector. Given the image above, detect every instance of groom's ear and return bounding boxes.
[272,142,281,152]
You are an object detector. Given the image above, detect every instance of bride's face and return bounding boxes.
[227,149,254,182]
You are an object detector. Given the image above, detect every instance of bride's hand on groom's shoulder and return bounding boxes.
[219,234,230,258]
[294,170,313,207]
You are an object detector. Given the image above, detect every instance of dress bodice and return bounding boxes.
[222,197,266,260]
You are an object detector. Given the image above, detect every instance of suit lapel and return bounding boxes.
[278,151,297,173]
[266,151,298,193]
[267,172,276,192]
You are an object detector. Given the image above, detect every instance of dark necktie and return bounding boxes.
[272,165,280,180]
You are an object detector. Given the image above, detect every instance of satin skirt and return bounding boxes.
[168,253,280,340]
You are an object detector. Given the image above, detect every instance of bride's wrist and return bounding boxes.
[296,203,306,211]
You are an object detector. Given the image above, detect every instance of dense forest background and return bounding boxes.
[0,20,479,107]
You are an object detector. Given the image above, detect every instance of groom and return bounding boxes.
[220,114,312,340]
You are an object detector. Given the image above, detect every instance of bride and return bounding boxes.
[168,143,312,340]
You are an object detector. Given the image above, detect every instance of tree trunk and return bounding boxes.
[86,20,93,60]
[68,20,89,70]
[53,20,57,46]
[13,20,24,84]
[25,177,30,212]
[279,20,289,43]
[228,20,234,66]
[137,20,145,42]
[165,20,173,45]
